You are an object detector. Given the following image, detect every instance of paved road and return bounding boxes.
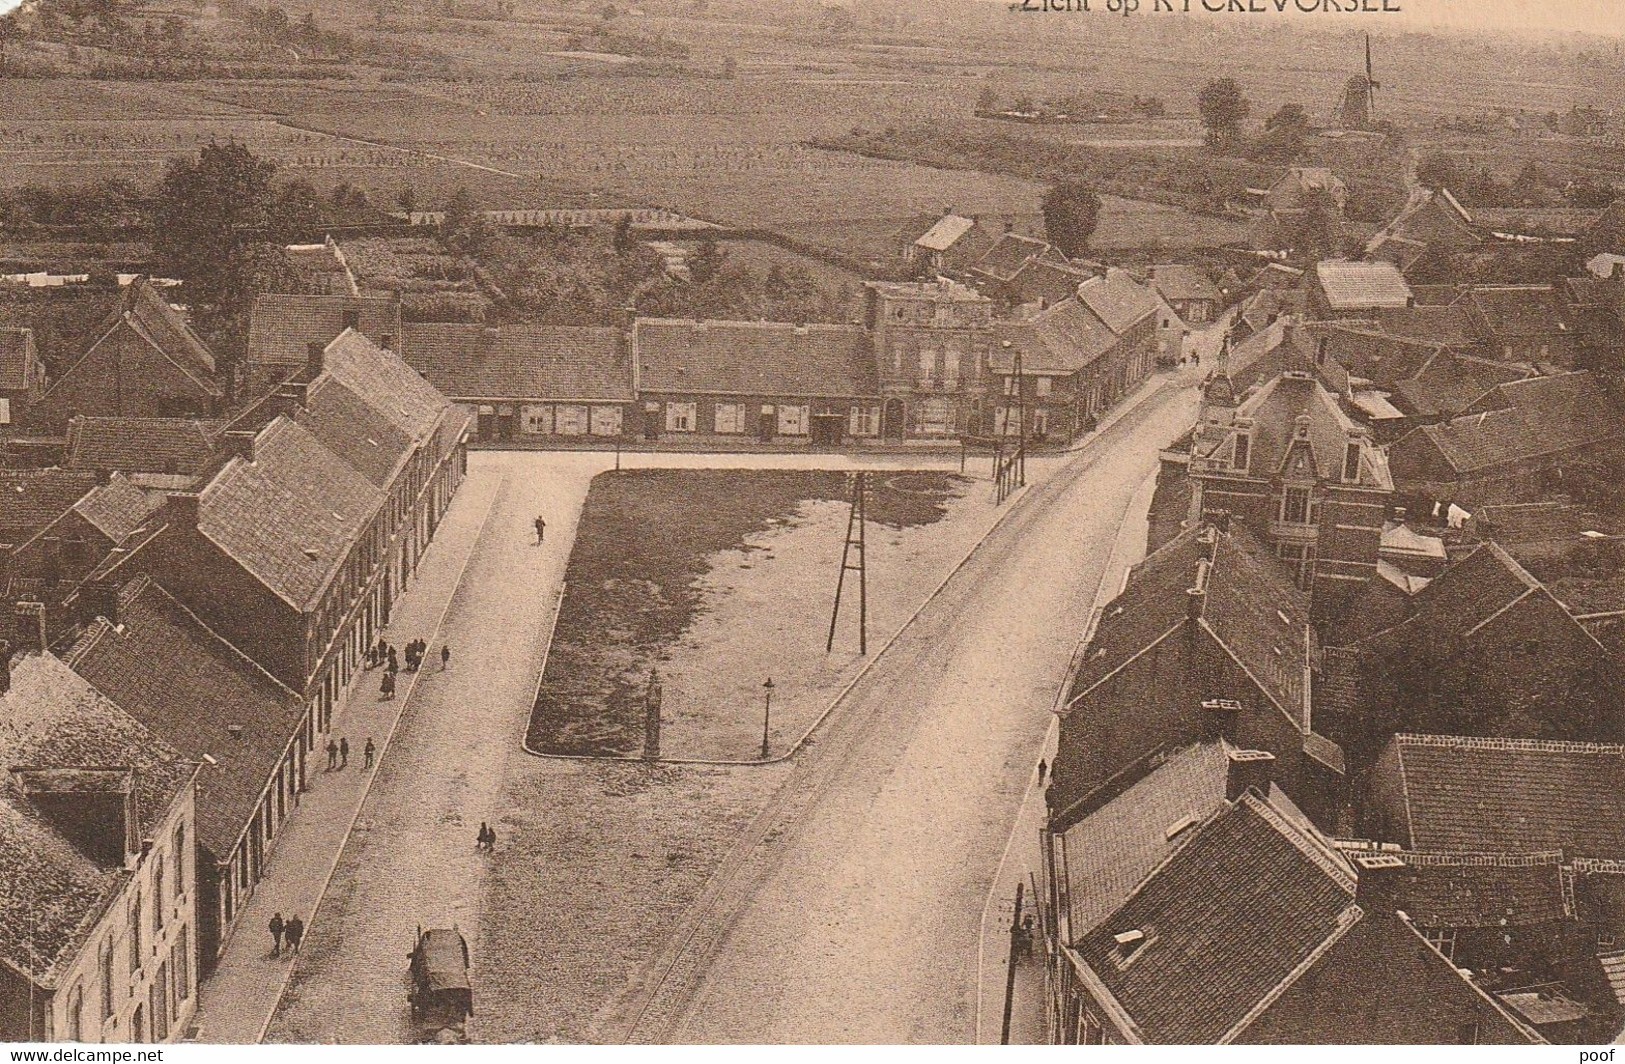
[629,377,1199,1044]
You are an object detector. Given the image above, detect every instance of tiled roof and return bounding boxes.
[1316,323,1447,386]
[1465,286,1575,341]
[1475,207,1603,238]
[1407,371,1624,474]
[0,328,37,391]
[1203,371,1391,489]
[1383,850,1570,929]
[1387,734,1625,858]
[293,376,415,488]
[1066,524,1313,728]
[972,233,1062,282]
[1058,741,1234,934]
[64,578,304,858]
[64,416,222,475]
[992,298,1118,375]
[246,294,402,369]
[1071,792,1357,1044]
[0,650,193,986]
[199,416,384,611]
[1468,499,1594,545]
[1315,260,1414,311]
[72,474,163,543]
[1007,259,1092,308]
[0,469,100,540]
[913,214,977,253]
[633,319,877,398]
[90,279,219,395]
[1148,265,1222,305]
[1388,354,1529,419]
[402,323,633,402]
[319,329,449,444]
[1077,270,1160,334]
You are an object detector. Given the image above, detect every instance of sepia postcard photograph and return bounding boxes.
[0,0,1621,1048]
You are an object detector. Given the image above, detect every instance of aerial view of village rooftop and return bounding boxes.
[0,0,1622,1048]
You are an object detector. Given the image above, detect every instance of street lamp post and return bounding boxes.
[760,677,775,760]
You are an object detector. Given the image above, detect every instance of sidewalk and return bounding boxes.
[973,461,1165,1044]
[189,468,505,1044]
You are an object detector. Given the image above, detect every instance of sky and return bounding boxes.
[1388,0,1623,38]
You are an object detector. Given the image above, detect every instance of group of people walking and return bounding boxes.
[324,736,375,771]
[371,637,452,700]
[268,913,305,957]
[475,822,498,852]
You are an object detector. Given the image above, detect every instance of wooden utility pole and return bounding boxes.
[826,471,868,655]
[642,669,662,761]
[1000,879,1026,1045]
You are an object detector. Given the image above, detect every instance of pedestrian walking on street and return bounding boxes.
[387,646,399,674]
[1037,759,1047,786]
[476,822,489,851]
[339,737,349,768]
[440,644,451,671]
[269,913,285,957]
[534,515,546,545]
[364,737,376,770]
[381,671,396,700]
[285,915,304,954]
[326,738,339,770]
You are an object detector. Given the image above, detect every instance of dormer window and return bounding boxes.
[1110,926,1157,970]
[1343,441,1361,483]
[1280,486,1315,526]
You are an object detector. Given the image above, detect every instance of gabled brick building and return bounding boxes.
[1042,741,1538,1044]
[1316,543,1625,769]
[1388,371,1625,507]
[404,322,633,442]
[0,648,199,1044]
[138,330,470,734]
[1047,523,1348,835]
[1187,355,1393,622]
[62,576,311,977]
[26,280,222,434]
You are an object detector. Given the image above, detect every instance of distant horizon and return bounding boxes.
[965,0,1625,40]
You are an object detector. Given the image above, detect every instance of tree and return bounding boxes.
[611,214,633,255]
[151,141,277,343]
[1415,152,1461,191]
[1012,94,1035,115]
[441,185,493,256]
[975,85,997,114]
[1197,78,1250,151]
[1255,102,1310,161]
[689,240,724,284]
[1041,181,1101,258]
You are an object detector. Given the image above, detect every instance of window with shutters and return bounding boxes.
[589,406,622,436]
[849,406,878,437]
[665,402,696,432]
[714,403,747,434]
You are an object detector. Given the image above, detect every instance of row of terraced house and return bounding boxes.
[0,279,471,1041]
[240,266,1167,449]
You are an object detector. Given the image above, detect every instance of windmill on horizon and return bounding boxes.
[1338,33,1381,130]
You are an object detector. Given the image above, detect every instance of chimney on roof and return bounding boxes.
[1196,525,1219,562]
[165,490,202,531]
[1186,583,1206,622]
[13,601,46,654]
[1406,295,1416,308]
[306,340,326,379]
[379,333,396,352]
[222,428,257,464]
[79,579,122,628]
[1353,853,1408,916]
[342,307,360,331]
[0,640,10,696]
[1225,748,1275,801]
